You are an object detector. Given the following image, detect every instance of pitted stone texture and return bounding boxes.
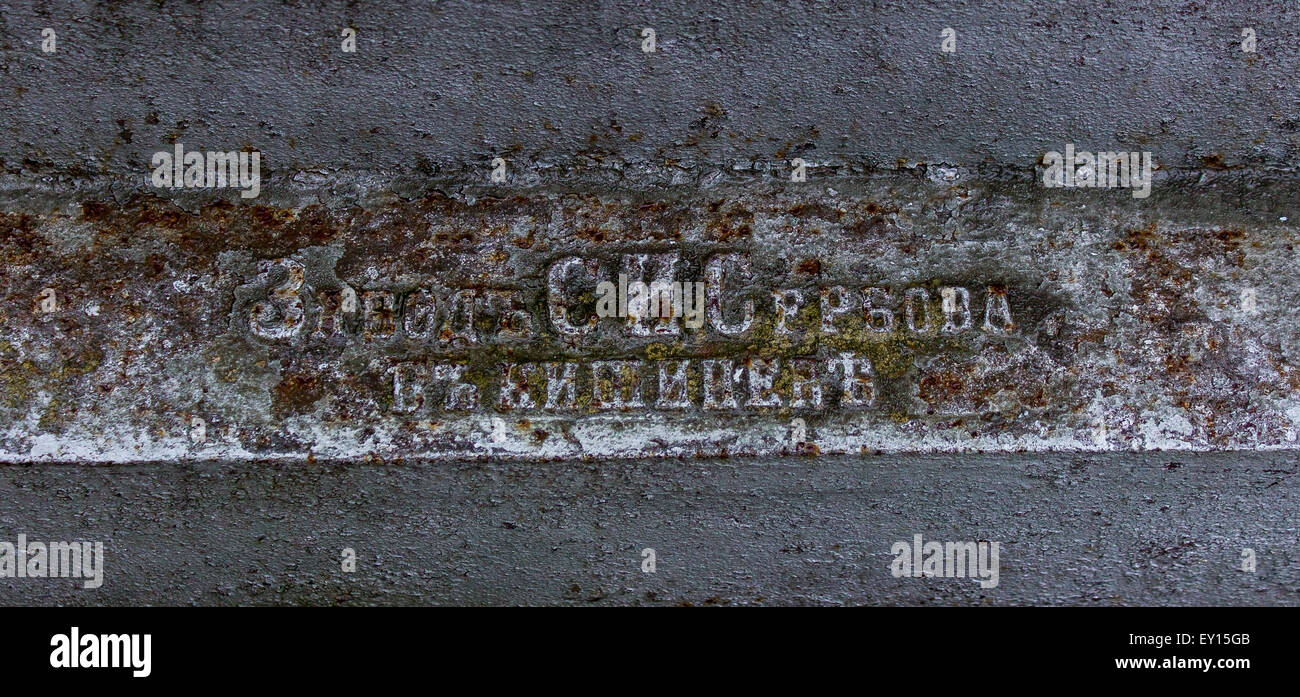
[0,0,1298,182]
[2,177,1298,462]
[0,453,1294,606]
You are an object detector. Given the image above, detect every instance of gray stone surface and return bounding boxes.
[5,175,1300,461]
[0,0,1298,180]
[1,0,1298,605]
[1,452,1295,606]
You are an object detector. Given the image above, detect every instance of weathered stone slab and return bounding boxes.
[3,175,1297,462]
[3,452,1295,606]
[2,0,1298,177]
